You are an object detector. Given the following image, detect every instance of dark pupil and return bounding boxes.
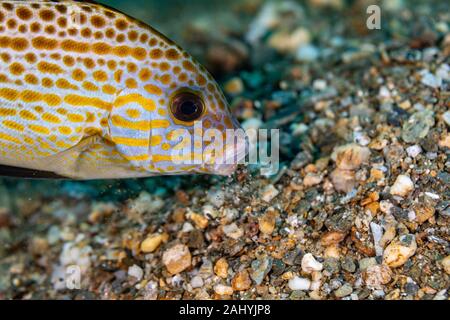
[180,100,198,115]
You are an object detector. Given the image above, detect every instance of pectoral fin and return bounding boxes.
[0,135,101,179]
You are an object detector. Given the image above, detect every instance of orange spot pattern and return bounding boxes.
[0,0,229,177]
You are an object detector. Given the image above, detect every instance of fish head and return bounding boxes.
[139,52,247,175]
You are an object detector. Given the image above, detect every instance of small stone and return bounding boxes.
[207,189,225,208]
[288,276,311,291]
[202,204,218,218]
[271,259,286,276]
[401,110,435,143]
[190,275,204,288]
[258,208,279,235]
[433,290,447,301]
[162,244,191,275]
[296,44,319,62]
[406,145,422,158]
[268,27,310,54]
[404,282,419,295]
[181,222,194,233]
[214,284,234,295]
[313,79,327,91]
[222,223,244,240]
[439,133,450,149]
[386,288,401,300]
[231,270,252,291]
[443,111,450,127]
[341,257,356,273]
[383,234,417,268]
[29,237,49,256]
[320,231,346,246]
[47,225,61,245]
[88,202,115,224]
[390,174,414,197]
[440,255,450,275]
[251,256,273,285]
[59,242,92,273]
[214,258,229,279]
[301,253,323,273]
[398,100,412,110]
[412,203,435,225]
[370,222,384,257]
[128,264,144,281]
[261,184,279,202]
[363,265,392,289]
[359,257,377,271]
[420,70,442,88]
[332,143,371,170]
[224,77,244,95]
[436,63,450,81]
[303,172,323,187]
[324,245,340,259]
[334,283,353,298]
[323,258,340,274]
[143,281,158,300]
[140,233,167,253]
[354,131,371,146]
[188,212,209,229]
[330,169,356,193]
[128,191,164,215]
[187,229,205,249]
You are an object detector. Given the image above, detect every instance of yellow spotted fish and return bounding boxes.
[0,0,246,179]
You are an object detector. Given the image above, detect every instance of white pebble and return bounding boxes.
[420,69,442,88]
[370,222,384,257]
[354,131,371,146]
[433,289,448,301]
[128,264,143,281]
[379,86,391,99]
[190,276,204,288]
[407,210,416,221]
[425,192,440,200]
[301,253,323,273]
[207,189,225,208]
[443,111,450,127]
[181,222,194,233]
[288,276,311,291]
[222,223,244,240]
[313,79,327,91]
[214,284,234,295]
[436,64,450,81]
[406,145,422,158]
[390,174,414,197]
[296,44,319,62]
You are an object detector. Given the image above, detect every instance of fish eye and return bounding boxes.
[170,91,204,122]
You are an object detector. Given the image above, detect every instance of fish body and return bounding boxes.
[0,0,245,179]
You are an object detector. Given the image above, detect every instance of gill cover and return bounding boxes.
[109,88,152,168]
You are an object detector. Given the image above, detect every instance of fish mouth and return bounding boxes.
[206,133,249,175]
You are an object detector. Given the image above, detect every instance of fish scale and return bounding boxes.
[0,0,244,179]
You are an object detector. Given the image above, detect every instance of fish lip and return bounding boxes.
[206,133,248,175]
